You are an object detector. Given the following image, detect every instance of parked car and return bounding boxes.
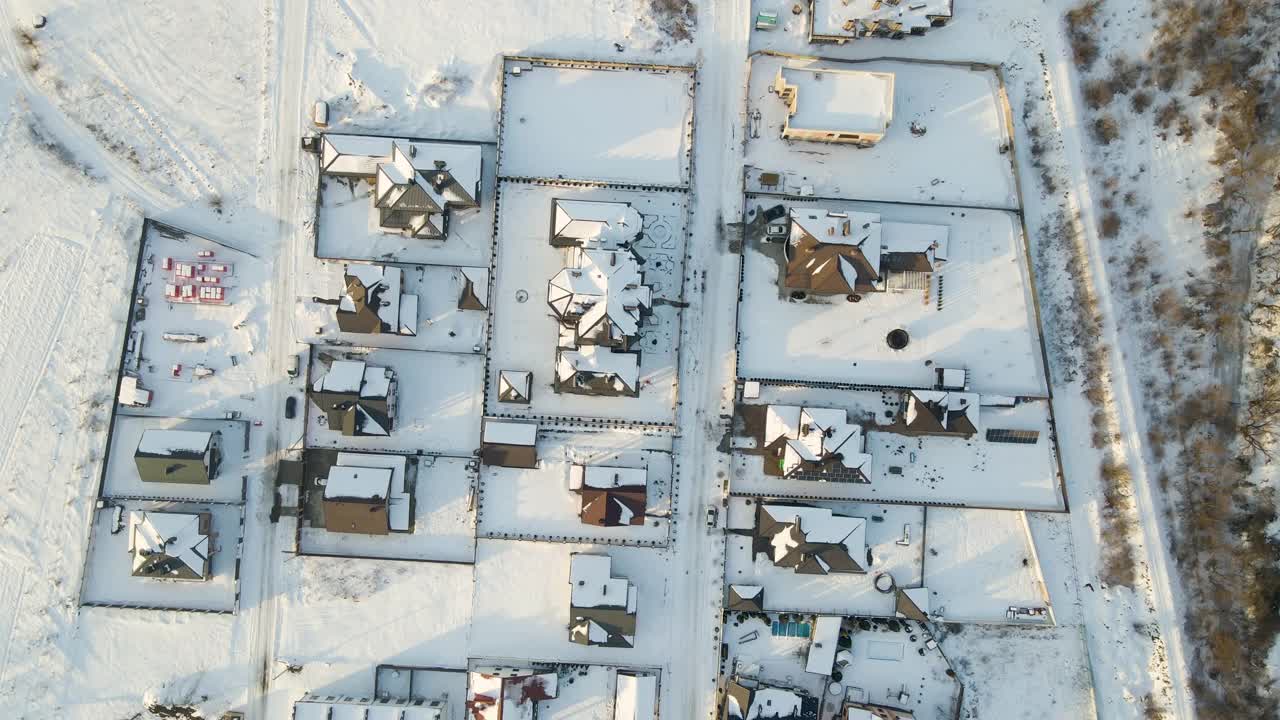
[287,353,300,378]
[284,396,298,419]
[312,100,329,127]
[706,506,719,529]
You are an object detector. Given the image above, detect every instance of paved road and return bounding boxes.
[667,0,750,717]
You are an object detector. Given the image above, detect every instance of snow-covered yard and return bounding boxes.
[101,415,248,503]
[476,436,672,546]
[469,539,674,667]
[296,259,489,353]
[737,198,1047,396]
[486,182,686,425]
[724,498,923,615]
[744,54,1017,208]
[299,455,477,562]
[922,508,1052,624]
[304,346,484,454]
[81,500,243,613]
[498,58,695,187]
[313,143,498,266]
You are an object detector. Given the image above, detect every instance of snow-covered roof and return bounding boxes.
[128,510,210,580]
[760,504,868,575]
[323,465,393,501]
[335,452,410,531]
[460,267,489,307]
[482,418,538,446]
[548,247,651,343]
[552,199,644,249]
[569,553,635,610]
[555,346,640,394]
[466,670,559,720]
[749,688,803,719]
[569,464,647,490]
[881,221,949,264]
[904,390,979,435]
[765,504,866,556]
[777,65,895,137]
[498,370,532,403]
[322,134,482,194]
[764,405,873,478]
[339,264,419,336]
[118,375,151,407]
[614,672,658,720]
[135,429,212,458]
[313,360,395,400]
[806,615,843,675]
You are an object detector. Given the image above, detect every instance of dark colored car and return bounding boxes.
[285,396,298,419]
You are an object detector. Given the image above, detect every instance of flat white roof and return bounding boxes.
[482,418,538,446]
[569,464,648,490]
[806,615,843,674]
[136,429,211,456]
[614,672,658,720]
[324,465,393,501]
[569,553,632,609]
[780,65,894,136]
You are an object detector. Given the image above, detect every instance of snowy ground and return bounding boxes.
[498,58,695,187]
[81,500,243,613]
[469,539,675,667]
[738,198,1047,396]
[476,436,672,546]
[101,415,249,503]
[303,346,484,454]
[298,455,477,562]
[296,260,489,353]
[744,54,1017,208]
[313,143,497,265]
[486,181,686,425]
[922,508,1052,624]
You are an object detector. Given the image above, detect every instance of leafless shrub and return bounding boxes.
[1130,90,1153,113]
[1083,79,1114,109]
[1091,115,1120,144]
[1099,211,1122,238]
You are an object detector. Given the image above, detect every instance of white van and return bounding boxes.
[312,100,329,127]
[287,353,300,378]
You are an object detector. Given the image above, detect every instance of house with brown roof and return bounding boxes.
[308,359,397,437]
[479,418,538,468]
[569,464,647,527]
[761,405,872,483]
[320,134,482,240]
[898,390,978,439]
[754,503,867,576]
[335,264,418,336]
[568,553,638,648]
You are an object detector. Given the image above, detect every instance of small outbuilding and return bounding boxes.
[479,418,539,468]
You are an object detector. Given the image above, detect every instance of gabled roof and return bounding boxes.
[555,345,640,397]
[569,553,638,648]
[309,360,396,437]
[757,503,867,575]
[894,586,931,623]
[129,510,210,581]
[763,405,873,481]
[551,199,643,249]
[902,390,979,437]
[338,264,418,336]
[458,267,489,311]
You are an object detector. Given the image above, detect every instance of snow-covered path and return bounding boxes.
[1039,14,1192,719]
